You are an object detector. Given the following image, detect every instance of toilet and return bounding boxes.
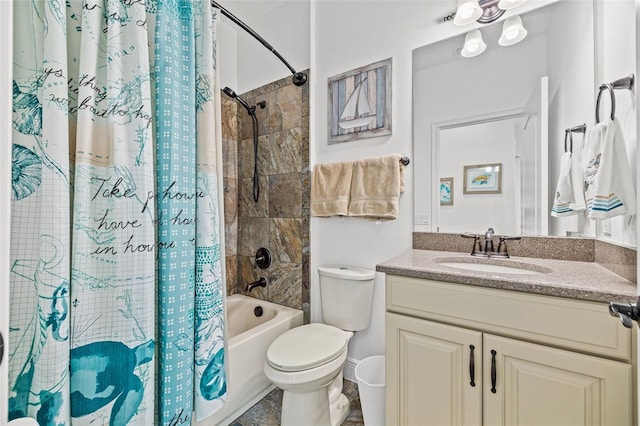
[264,266,375,426]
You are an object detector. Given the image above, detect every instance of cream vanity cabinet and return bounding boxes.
[385,274,633,426]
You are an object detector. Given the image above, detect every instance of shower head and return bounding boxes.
[222,86,267,116]
[223,86,253,115]
[222,86,266,203]
[222,87,237,98]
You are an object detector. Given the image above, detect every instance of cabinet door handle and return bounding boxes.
[469,344,476,387]
[0,331,4,366]
[490,349,497,393]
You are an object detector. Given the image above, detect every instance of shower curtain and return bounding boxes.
[9,0,226,424]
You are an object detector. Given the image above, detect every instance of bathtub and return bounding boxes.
[195,294,303,425]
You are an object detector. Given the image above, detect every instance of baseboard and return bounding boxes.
[344,356,359,383]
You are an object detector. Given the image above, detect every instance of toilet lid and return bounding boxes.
[267,323,348,372]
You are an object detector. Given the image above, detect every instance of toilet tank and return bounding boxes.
[318,266,375,331]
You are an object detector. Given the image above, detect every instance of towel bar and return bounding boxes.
[564,123,586,153]
[596,74,635,123]
[400,156,410,166]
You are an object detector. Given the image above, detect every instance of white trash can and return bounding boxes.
[355,355,385,426]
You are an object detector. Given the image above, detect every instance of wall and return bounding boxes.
[221,73,311,316]
[218,0,310,94]
[546,0,595,237]
[309,0,560,381]
[413,29,548,235]
[310,0,449,380]
[219,0,561,382]
[593,0,637,247]
[222,94,240,297]
[439,119,518,235]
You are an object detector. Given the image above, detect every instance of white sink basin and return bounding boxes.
[435,258,552,275]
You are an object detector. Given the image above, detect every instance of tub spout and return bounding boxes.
[246,277,267,292]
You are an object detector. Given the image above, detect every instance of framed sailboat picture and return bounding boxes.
[327,58,392,144]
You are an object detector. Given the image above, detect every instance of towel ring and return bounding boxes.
[564,130,572,153]
[596,83,615,124]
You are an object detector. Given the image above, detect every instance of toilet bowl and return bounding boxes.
[264,266,375,426]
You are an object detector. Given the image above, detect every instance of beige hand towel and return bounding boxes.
[348,154,405,220]
[311,160,354,216]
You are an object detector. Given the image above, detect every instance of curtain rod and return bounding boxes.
[212,1,308,87]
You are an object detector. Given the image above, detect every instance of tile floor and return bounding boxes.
[231,379,364,426]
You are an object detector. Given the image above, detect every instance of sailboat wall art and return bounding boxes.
[327,58,392,144]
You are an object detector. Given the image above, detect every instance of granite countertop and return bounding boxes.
[377,249,637,304]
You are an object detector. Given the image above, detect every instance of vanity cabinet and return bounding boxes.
[385,274,633,426]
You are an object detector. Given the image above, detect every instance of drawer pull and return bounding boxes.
[490,349,497,393]
[469,344,476,387]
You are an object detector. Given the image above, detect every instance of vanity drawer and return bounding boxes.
[386,274,632,361]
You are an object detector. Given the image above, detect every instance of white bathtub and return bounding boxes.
[195,294,303,425]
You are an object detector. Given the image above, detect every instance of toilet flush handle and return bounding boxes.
[609,298,640,328]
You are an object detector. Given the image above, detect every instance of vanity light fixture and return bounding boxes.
[450,0,527,25]
[453,0,483,25]
[498,15,527,46]
[460,29,487,57]
[497,0,527,10]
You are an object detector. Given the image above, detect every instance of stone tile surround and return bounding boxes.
[413,232,637,283]
[221,70,310,314]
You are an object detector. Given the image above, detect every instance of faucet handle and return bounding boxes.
[461,234,485,257]
[495,236,521,258]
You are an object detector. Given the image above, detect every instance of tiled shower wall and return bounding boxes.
[221,71,310,315]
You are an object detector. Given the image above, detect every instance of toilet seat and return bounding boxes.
[267,323,348,372]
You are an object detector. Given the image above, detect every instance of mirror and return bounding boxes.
[413,0,637,246]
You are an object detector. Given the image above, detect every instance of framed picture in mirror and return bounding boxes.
[327,57,392,144]
[463,163,502,194]
[440,177,454,206]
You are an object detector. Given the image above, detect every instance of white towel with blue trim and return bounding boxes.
[551,151,585,216]
[583,118,636,219]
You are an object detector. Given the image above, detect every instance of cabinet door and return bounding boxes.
[386,313,482,426]
[483,334,632,426]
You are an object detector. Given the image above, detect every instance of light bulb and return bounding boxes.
[453,0,483,25]
[497,0,527,10]
[459,3,476,19]
[461,30,486,58]
[499,15,527,46]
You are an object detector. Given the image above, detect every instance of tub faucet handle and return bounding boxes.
[254,248,272,269]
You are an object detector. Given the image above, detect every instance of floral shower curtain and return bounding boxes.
[9,0,226,424]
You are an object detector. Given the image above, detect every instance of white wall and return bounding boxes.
[547,0,595,237]
[218,0,310,94]
[0,1,12,421]
[308,0,558,381]
[219,19,239,93]
[439,120,518,235]
[309,0,493,380]
[593,0,637,246]
[413,30,548,234]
